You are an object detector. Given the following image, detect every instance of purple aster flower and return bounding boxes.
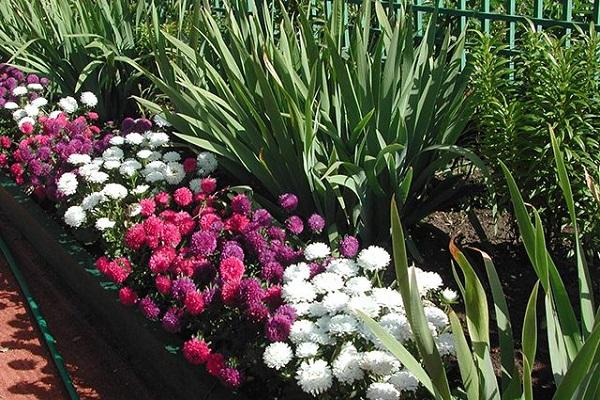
[26,74,40,84]
[171,277,197,301]
[285,215,304,235]
[202,287,217,306]
[220,367,243,388]
[267,226,286,242]
[308,262,325,277]
[243,230,267,254]
[307,213,325,234]
[221,241,244,261]
[190,230,217,256]
[245,302,269,323]
[133,118,152,132]
[239,278,264,304]
[252,209,272,227]
[278,193,298,212]
[265,314,293,342]
[161,308,182,333]
[138,296,161,321]
[274,305,297,322]
[339,235,360,258]
[261,261,283,283]
[276,244,302,264]
[37,146,51,161]
[231,194,251,215]
[120,117,136,134]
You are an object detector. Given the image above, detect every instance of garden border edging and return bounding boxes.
[0,174,242,400]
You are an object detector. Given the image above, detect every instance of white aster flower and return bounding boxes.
[388,370,419,393]
[316,315,331,331]
[164,162,185,185]
[101,183,128,200]
[78,163,100,179]
[48,110,62,119]
[311,272,344,294]
[436,333,455,356]
[102,146,124,161]
[162,151,181,162]
[291,302,311,317]
[344,276,372,296]
[366,382,400,400]
[12,86,27,96]
[322,291,350,314]
[326,258,359,278]
[80,91,98,107]
[132,184,150,195]
[109,136,125,146]
[67,153,91,165]
[95,218,115,231]
[125,132,144,145]
[145,171,164,183]
[144,160,166,173]
[81,192,106,210]
[63,206,86,228]
[189,178,202,193]
[296,359,333,396]
[308,302,328,318]
[411,267,443,295]
[103,160,121,170]
[328,314,359,336]
[357,246,391,272]
[153,114,171,127]
[282,280,317,304]
[372,288,404,310]
[283,263,311,283]
[24,104,39,117]
[128,203,142,217]
[296,342,319,358]
[304,242,330,261]
[290,320,319,344]
[332,343,364,384]
[146,131,170,147]
[58,96,78,113]
[196,151,217,176]
[424,306,449,331]
[441,288,459,303]
[57,173,78,196]
[136,149,152,159]
[18,117,35,128]
[119,159,142,177]
[360,351,400,376]
[4,101,18,110]
[379,313,412,343]
[31,97,48,108]
[12,109,26,121]
[88,171,109,184]
[347,295,381,318]
[263,342,293,370]
[27,83,43,91]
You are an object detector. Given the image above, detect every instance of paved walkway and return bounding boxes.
[0,212,163,400]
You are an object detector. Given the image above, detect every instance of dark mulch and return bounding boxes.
[410,206,600,398]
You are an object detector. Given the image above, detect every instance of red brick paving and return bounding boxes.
[0,212,164,400]
[0,254,67,400]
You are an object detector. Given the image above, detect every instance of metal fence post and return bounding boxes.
[481,0,490,33]
[533,0,543,31]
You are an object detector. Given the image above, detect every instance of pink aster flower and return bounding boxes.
[174,187,193,207]
[149,246,177,273]
[118,287,138,306]
[182,338,211,365]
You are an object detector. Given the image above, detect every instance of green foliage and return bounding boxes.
[470,25,600,244]
[0,0,193,120]
[135,0,476,243]
[360,131,600,399]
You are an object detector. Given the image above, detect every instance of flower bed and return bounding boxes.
[0,65,457,399]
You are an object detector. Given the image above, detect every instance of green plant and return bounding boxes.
[359,129,600,399]
[0,0,192,120]
[470,24,600,245]
[134,0,479,244]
